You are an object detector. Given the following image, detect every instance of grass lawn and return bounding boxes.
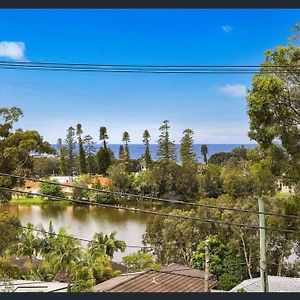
[10,197,70,205]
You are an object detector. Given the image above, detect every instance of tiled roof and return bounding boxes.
[92,264,217,292]
[230,276,300,292]
[24,181,40,189]
[0,280,68,292]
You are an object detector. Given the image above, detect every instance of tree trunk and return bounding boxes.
[240,232,252,279]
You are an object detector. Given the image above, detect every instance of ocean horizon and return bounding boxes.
[52,143,257,163]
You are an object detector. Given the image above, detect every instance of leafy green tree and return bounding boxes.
[9,223,41,262]
[201,144,209,164]
[32,156,60,177]
[191,235,243,290]
[198,164,223,198]
[57,138,68,176]
[122,251,161,272]
[142,130,152,167]
[0,212,22,255]
[76,124,87,174]
[83,135,96,175]
[107,162,130,191]
[0,107,55,200]
[88,232,126,260]
[99,126,109,149]
[180,129,197,167]
[39,180,65,199]
[247,27,300,184]
[208,152,232,166]
[122,131,130,160]
[96,147,112,175]
[64,126,76,176]
[143,209,209,265]
[157,120,176,163]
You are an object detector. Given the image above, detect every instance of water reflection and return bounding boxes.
[0,204,148,262]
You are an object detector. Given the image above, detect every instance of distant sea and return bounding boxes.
[52,144,257,163]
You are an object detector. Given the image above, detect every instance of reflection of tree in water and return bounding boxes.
[40,203,68,218]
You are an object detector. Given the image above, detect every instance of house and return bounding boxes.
[230,276,300,292]
[50,176,77,194]
[92,263,217,292]
[277,180,295,194]
[0,280,68,292]
[18,180,40,195]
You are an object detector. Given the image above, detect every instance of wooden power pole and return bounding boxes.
[258,198,269,292]
[204,239,210,292]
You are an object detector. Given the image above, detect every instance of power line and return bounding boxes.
[0,61,299,74]
[1,187,300,235]
[1,172,299,220]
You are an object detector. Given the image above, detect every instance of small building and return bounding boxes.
[92,263,217,293]
[0,280,68,292]
[50,176,77,194]
[18,180,40,195]
[230,276,300,292]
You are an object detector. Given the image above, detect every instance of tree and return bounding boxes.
[96,147,113,175]
[9,223,41,262]
[99,126,109,149]
[198,164,223,198]
[143,209,210,265]
[88,232,126,260]
[201,144,209,164]
[247,27,300,184]
[83,135,96,175]
[191,235,243,290]
[76,124,87,174]
[122,251,161,272]
[118,145,125,160]
[43,227,82,277]
[122,131,130,160]
[39,180,65,199]
[0,107,55,200]
[57,138,68,176]
[0,257,23,280]
[208,152,232,166]
[157,120,176,163]
[107,162,130,191]
[180,129,197,167]
[64,126,76,176]
[32,156,60,177]
[0,212,22,255]
[142,130,152,167]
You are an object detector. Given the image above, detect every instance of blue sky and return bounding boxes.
[0,9,299,144]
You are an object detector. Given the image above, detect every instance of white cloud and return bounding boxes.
[0,41,25,60]
[219,84,247,97]
[221,25,233,33]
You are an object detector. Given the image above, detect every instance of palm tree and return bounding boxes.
[43,227,82,277]
[88,232,126,260]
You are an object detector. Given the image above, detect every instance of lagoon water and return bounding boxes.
[0,203,148,262]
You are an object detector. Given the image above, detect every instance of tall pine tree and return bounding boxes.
[64,126,76,176]
[76,123,87,174]
[57,138,68,175]
[83,135,96,175]
[180,129,197,167]
[99,126,109,149]
[142,129,152,167]
[201,144,209,164]
[157,120,176,163]
[122,131,130,160]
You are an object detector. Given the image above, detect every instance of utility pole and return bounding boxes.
[258,198,269,292]
[204,239,210,292]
